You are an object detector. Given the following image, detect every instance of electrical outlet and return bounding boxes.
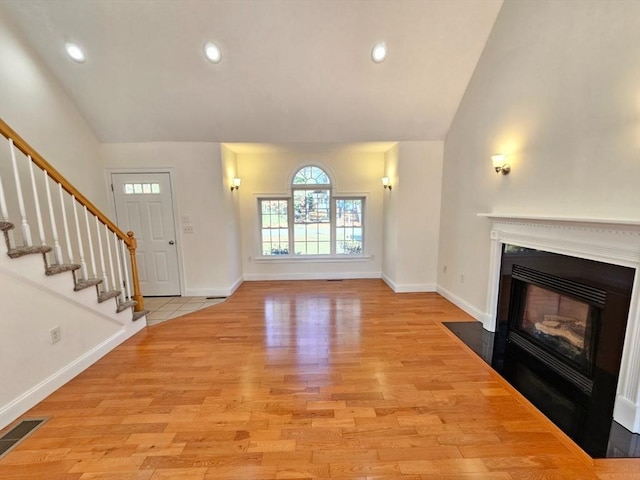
[460,274,465,284]
[182,214,191,223]
[183,225,194,234]
[50,326,61,344]
[442,265,448,273]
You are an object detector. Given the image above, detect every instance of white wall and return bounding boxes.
[220,145,243,290]
[438,0,640,318]
[382,142,443,292]
[382,144,399,282]
[1,267,114,425]
[396,142,443,291]
[101,142,241,296]
[234,144,386,280]
[0,15,107,211]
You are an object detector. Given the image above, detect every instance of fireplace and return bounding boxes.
[494,245,634,456]
[479,215,640,456]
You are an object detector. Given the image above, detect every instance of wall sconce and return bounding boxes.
[230,177,241,191]
[491,154,511,175]
[381,177,392,190]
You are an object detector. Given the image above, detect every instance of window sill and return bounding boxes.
[253,255,373,264]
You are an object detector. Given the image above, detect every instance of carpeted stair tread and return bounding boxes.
[116,300,137,313]
[7,245,52,258]
[0,221,14,232]
[45,263,81,276]
[74,278,102,291]
[98,290,121,303]
[132,309,150,322]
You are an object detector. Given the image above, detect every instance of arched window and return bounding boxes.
[292,166,330,185]
[259,165,364,257]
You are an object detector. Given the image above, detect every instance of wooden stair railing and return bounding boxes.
[0,119,144,312]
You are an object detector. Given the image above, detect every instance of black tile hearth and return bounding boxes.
[444,320,640,458]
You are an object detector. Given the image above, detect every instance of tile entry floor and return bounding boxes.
[143,295,226,326]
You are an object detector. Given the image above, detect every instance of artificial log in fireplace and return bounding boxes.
[495,245,635,457]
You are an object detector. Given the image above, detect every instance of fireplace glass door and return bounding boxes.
[517,284,597,375]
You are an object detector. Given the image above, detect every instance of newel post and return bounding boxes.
[126,231,145,312]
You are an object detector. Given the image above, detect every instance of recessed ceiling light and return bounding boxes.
[65,42,85,63]
[204,41,222,64]
[371,42,388,63]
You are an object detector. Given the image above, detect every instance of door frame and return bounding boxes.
[105,167,185,296]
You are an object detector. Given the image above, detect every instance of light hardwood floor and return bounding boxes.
[1,280,638,479]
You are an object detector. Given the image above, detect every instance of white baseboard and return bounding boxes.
[614,395,640,434]
[436,285,486,323]
[184,276,243,298]
[243,271,381,281]
[381,274,435,293]
[228,276,243,295]
[381,274,397,291]
[0,322,144,429]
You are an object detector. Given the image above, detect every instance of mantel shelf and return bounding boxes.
[477,213,640,228]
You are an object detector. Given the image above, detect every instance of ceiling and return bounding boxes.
[1,0,503,144]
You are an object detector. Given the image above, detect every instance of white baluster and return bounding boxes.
[9,139,32,246]
[95,217,109,292]
[113,231,125,302]
[120,238,132,302]
[58,184,74,264]
[83,206,97,278]
[27,157,45,246]
[72,197,88,280]
[43,171,63,264]
[105,224,117,295]
[0,172,9,222]
[0,172,13,248]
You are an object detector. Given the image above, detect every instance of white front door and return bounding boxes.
[111,172,180,296]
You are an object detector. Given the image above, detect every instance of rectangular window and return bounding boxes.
[293,189,330,255]
[260,199,289,255]
[258,195,364,257]
[335,198,364,255]
[123,183,160,194]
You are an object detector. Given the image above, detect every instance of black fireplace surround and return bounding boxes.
[493,245,635,457]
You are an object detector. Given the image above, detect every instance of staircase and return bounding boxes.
[1,220,144,319]
[0,119,148,429]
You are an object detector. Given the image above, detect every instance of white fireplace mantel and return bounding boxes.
[478,213,640,433]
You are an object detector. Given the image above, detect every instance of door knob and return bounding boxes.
[169,240,175,245]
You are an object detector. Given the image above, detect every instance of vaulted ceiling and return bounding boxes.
[1,0,503,144]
